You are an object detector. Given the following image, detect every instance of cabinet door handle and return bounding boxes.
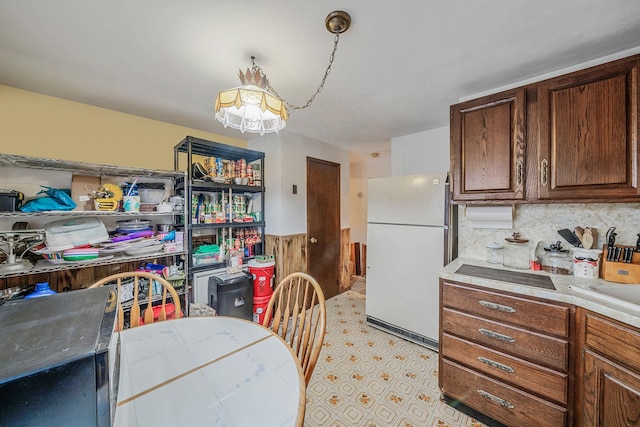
[478,356,515,373]
[478,328,516,343]
[478,300,516,313]
[541,159,548,187]
[477,389,515,409]
[515,161,523,189]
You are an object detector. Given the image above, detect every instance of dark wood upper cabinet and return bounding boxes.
[451,54,640,204]
[450,88,526,202]
[538,57,640,200]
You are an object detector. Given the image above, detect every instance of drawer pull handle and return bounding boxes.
[479,328,516,343]
[478,300,516,313]
[478,356,515,373]
[477,389,514,409]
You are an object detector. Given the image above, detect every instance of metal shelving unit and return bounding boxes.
[0,153,189,313]
[173,136,266,277]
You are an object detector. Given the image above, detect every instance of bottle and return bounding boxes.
[24,282,57,299]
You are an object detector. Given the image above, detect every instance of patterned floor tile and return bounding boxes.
[304,290,488,427]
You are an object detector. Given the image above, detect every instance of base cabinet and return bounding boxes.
[439,279,572,427]
[577,309,640,427]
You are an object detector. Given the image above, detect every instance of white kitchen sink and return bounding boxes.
[568,282,640,312]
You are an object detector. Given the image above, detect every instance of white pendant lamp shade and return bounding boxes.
[213,11,351,136]
[214,71,288,135]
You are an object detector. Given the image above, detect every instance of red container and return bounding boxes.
[248,260,276,297]
[253,295,272,325]
[140,303,177,325]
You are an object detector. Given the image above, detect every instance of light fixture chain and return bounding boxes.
[254,33,341,111]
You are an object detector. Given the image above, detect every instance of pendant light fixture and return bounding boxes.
[214,10,351,136]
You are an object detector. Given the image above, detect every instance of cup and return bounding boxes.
[123,196,141,212]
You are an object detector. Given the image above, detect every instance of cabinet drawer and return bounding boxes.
[442,281,570,337]
[442,308,569,372]
[584,310,640,371]
[441,359,567,427]
[441,333,568,405]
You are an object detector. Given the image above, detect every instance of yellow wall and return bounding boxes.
[0,85,246,170]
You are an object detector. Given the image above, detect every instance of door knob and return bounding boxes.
[310,237,318,244]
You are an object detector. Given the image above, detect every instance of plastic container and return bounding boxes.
[193,252,221,266]
[0,190,23,212]
[24,282,57,299]
[122,196,141,212]
[226,250,244,273]
[248,259,275,297]
[139,303,177,325]
[573,248,603,279]
[138,188,165,204]
[485,242,503,264]
[44,217,109,251]
[253,294,272,324]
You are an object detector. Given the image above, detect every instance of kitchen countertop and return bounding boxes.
[441,257,640,329]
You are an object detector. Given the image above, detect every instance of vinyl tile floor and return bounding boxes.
[304,287,488,427]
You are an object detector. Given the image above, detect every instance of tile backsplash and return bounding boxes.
[457,203,640,260]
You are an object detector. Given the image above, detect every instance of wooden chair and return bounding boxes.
[262,272,326,385]
[89,271,182,330]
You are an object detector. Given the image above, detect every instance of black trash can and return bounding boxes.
[208,271,253,320]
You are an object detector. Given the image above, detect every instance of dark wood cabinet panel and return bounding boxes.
[442,333,569,405]
[538,57,640,200]
[441,280,570,337]
[441,359,567,427]
[442,307,569,372]
[451,53,640,204]
[450,88,526,202]
[440,279,572,426]
[577,308,640,427]
[582,350,640,427]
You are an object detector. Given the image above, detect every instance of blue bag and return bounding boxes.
[20,186,77,212]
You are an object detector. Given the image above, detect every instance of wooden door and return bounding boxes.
[582,350,640,426]
[450,87,526,202]
[538,56,640,200]
[307,157,340,300]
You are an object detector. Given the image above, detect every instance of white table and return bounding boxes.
[114,317,305,427]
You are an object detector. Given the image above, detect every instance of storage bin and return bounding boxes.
[0,190,23,212]
[193,251,221,266]
[44,217,109,251]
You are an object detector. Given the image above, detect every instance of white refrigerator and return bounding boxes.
[365,172,456,351]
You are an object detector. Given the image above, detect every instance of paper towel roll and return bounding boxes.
[465,206,513,229]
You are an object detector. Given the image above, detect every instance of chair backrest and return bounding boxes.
[263,272,326,385]
[89,271,182,330]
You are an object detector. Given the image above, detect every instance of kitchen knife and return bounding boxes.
[606,227,617,247]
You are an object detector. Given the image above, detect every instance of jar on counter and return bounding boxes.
[573,247,602,279]
[503,233,531,270]
[485,242,503,264]
[541,241,573,275]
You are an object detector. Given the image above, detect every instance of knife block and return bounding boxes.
[601,244,640,284]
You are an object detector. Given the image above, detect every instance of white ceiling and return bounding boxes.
[2,1,640,158]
